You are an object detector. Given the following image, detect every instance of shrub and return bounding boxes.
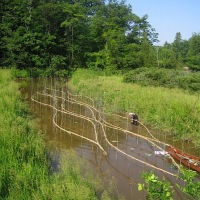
[123,68,200,93]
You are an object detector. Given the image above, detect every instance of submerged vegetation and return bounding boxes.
[0,69,122,200]
[69,69,200,149]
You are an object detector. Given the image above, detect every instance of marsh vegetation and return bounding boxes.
[69,69,200,149]
[0,70,121,200]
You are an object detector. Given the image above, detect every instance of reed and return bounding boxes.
[69,69,200,148]
[0,69,120,199]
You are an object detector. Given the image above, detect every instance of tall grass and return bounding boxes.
[0,69,121,200]
[69,69,200,148]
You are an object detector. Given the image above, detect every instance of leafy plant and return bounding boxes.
[177,168,200,199]
[138,172,174,200]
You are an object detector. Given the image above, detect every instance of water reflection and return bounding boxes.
[19,77,193,200]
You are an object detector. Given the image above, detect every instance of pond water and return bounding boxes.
[19,77,197,200]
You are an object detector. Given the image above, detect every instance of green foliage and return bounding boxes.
[178,72,200,92]
[177,168,200,199]
[88,0,137,73]
[0,0,161,75]
[185,33,200,71]
[121,43,142,70]
[140,36,157,68]
[43,55,69,77]
[172,32,184,62]
[127,14,159,44]
[188,33,200,56]
[138,169,200,200]
[138,172,174,200]
[159,47,177,69]
[1,0,200,77]
[123,68,200,93]
[11,67,30,78]
[187,55,200,71]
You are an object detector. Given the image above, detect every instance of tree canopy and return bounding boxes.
[0,0,200,76]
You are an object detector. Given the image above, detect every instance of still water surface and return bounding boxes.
[20,78,196,200]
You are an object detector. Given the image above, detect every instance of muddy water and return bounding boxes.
[20,78,196,200]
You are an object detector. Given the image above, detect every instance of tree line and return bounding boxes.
[0,0,200,77]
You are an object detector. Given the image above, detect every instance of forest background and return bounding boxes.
[0,0,200,94]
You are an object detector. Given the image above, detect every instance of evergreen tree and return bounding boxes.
[127,14,159,44]
[172,32,183,63]
[187,33,200,71]
[140,34,157,68]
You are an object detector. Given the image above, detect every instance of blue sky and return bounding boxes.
[126,0,200,45]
